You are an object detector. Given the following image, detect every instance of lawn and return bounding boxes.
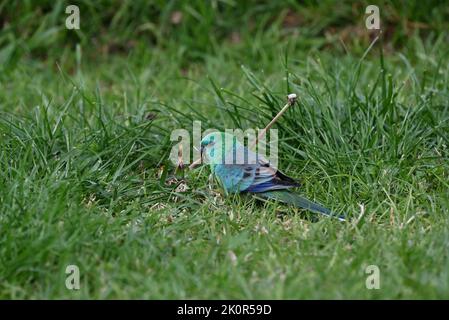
[0,0,448,299]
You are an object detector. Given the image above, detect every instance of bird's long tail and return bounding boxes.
[257,190,346,221]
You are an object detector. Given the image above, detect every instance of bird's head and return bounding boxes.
[200,132,241,165]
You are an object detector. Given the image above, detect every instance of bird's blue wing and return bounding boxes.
[214,146,299,193]
[244,162,299,192]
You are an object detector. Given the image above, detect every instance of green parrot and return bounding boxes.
[199,132,346,221]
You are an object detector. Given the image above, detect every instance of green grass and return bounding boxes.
[1,1,449,299]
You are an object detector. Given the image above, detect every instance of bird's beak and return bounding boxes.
[200,145,205,161]
[188,145,204,170]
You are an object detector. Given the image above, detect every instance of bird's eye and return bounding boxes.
[201,138,216,149]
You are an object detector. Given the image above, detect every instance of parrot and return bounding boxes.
[199,132,346,221]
